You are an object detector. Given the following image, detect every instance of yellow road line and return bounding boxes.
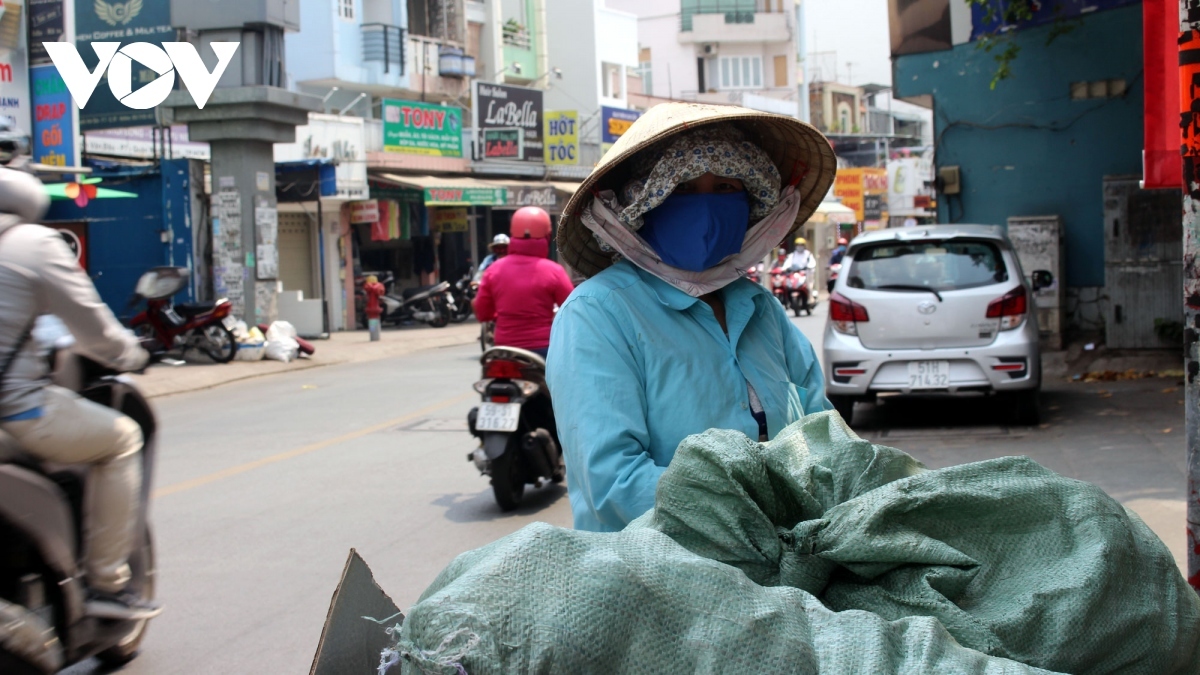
[153,392,476,499]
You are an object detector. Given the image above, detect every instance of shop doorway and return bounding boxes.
[278,212,317,299]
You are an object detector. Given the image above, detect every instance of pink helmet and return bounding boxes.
[511,206,552,239]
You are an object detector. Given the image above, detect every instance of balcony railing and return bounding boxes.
[680,1,782,31]
[502,28,532,50]
[363,23,405,74]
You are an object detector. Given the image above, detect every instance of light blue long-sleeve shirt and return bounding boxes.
[546,260,831,532]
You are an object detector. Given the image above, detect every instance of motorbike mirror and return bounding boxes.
[135,266,189,300]
[1030,269,1054,292]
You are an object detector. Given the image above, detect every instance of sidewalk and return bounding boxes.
[130,321,482,398]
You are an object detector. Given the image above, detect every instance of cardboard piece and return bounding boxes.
[310,549,404,675]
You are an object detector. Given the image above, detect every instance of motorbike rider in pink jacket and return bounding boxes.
[473,207,574,358]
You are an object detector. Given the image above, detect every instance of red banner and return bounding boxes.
[1145,0,1182,189]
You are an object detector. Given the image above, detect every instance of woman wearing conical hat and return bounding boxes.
[547,103,838,532]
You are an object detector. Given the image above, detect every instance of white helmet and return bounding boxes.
[489,234,510,249]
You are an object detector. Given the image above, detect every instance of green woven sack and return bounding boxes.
[388,412,1200,674]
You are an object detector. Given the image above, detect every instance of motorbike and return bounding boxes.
[466,347,563,511]
[769,265,789,306]
[128,266,237,363]
[354,270,453,329]
[746,264,762,286]
[448,268,476,324]
[785,268,815,317]
[827,262,842,293]
[0,336,160,674]
[480,321,495,352]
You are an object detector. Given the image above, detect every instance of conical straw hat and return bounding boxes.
[558,102,837,279]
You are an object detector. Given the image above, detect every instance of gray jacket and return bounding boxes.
[0,168,147,418]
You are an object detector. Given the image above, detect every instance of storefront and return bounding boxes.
[274,114,369,334]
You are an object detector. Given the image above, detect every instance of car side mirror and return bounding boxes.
[1031,269,1054,292]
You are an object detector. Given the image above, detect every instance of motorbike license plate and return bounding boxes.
[908,361,950,389]
[476,402,521,432]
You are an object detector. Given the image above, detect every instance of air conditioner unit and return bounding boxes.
[701,43,719,56]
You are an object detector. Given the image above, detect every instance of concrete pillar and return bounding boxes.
[165,87,320,324]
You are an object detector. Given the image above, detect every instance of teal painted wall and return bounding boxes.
[893,4,1144,287]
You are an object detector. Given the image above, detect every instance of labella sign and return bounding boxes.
[43,42,239,110]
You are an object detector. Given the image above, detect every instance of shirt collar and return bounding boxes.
[631,262,768,314]
[631,264,702,310]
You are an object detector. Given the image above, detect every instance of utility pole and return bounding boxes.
[1179,0,1200,592]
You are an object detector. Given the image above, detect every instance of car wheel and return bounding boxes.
[829,395,855,425]
[1009,390,1040,426]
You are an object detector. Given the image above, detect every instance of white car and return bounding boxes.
[822,225,1053,426]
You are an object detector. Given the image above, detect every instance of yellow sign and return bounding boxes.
[543,110,579,165]
[833,168,888,222]
[432,207,469,233]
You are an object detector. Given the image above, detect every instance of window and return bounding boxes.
[847,240,1009,293]
[719,56,762,90]
[339,0,354,20]
[1070,78,1127,100]
[602,62,623,98]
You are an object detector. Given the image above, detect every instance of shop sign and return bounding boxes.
[510,186,557,209]
[31,64,74,167]
[543,110,578,165]
[833,167,887,222]
[28,0,65,66]
[432,207,469,233]
[382,99,463,157]
[862,193,884,221]
[474,81,543,163]
[84,124,209,160]
[601,106,640,151]
[0,35,32,138]
[424,186,507,206]
[73,0,175,130]
[50,222,86,268]
[350,200,380,224]
[275,113,367,199]
[482,127,521,159]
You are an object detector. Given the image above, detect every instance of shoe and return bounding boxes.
[85,589,163,620]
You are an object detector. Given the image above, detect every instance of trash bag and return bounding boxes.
[264,321,299,363]
[234,326,266,362]
[389,412,1200,675]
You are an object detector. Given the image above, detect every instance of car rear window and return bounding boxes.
[846,239,1009,292]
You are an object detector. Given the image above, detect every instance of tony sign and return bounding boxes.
[43,42,239,110]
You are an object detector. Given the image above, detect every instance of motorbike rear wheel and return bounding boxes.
[95,525,155,667]
[490,437,525,511]
[198,324,237,363]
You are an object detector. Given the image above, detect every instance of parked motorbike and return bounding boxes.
[0,339,160,674]
[827,262,842,293]
[466,347,562,511]
[129,266,237,363]
[449,267,476,324]
[378,284,453,328]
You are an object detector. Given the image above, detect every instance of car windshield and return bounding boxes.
[846,239,1008,292]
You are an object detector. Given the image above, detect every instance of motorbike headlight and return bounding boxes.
[473,379,493,394]
[514,379,540,397]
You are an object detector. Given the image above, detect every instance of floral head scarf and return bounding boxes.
[615,125,781,232]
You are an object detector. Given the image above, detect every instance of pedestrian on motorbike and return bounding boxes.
[785,236,817,274]
[473,207,573,359]
[476,233,510,278]
[829,236,849,266]
[0,157,159,618]
[547,103,837,532]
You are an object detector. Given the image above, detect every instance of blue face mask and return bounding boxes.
[638,192,751,272]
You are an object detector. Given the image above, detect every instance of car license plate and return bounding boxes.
[908,361,950,389]
[476,402,521,432]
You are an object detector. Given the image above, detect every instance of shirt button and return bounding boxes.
[741,401,748,410]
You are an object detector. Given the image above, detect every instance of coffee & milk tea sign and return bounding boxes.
[474,81,543,163]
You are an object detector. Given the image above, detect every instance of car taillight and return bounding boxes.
[484,359,523,379]
[986,287,1027,330]
[829,292,869,336]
